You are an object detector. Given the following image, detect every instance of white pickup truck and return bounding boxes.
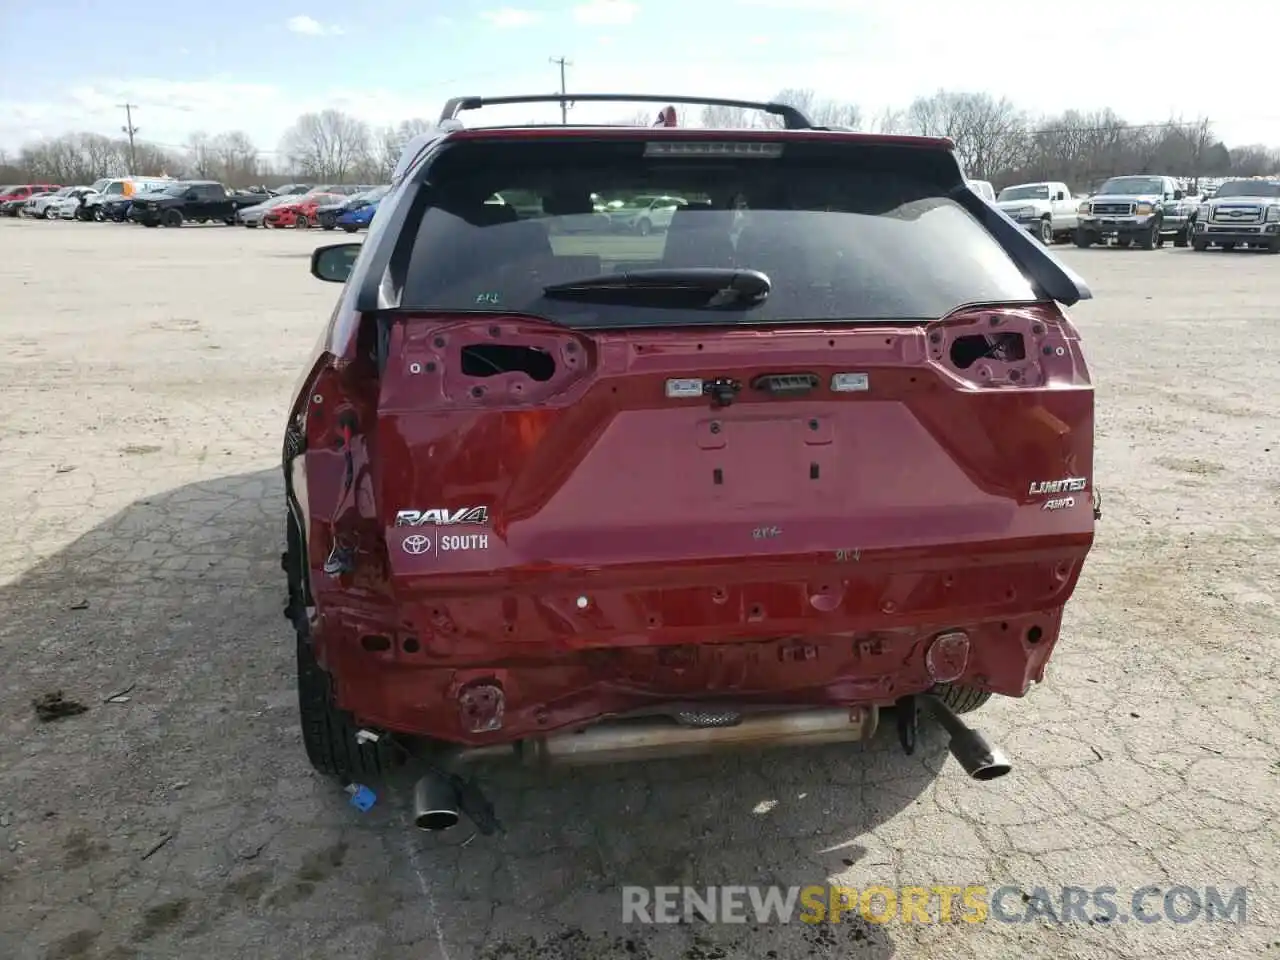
[994,181,1079,245]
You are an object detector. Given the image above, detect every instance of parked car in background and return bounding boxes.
[264,192,344,229]
[995,181,1078,245]
[1,183,61,208]
[336,196,384,231]
[2,190,52,216]
[967,179,996,202]
[53,186,99,220]
[317,185,390,230]
[270,183,313,196]
[1190,178,1280,253]
[238,194,297,227]
[1074,174,1183,249]
[80,176,178,220]
[100,196,134,222]
[607,194,687,234]
[1159,192,1202,247]
[128,180,269,226]
[24,186,80,219]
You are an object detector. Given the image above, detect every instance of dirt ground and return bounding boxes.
[0,220,1276,960]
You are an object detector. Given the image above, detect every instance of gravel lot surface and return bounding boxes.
[0,220,1276,960]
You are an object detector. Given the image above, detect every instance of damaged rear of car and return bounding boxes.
[282,94,1097,833]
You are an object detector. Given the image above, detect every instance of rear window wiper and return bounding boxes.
[541,268,770,309]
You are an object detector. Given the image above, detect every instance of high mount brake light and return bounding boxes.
[643,141,785,158]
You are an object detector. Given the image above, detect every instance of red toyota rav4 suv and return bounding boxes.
[283,94,1097,834]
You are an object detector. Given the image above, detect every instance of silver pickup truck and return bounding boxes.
[1190,179,1280,253]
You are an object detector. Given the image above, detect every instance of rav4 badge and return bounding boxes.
[395,507,489,526]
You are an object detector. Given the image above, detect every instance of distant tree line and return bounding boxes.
[2,91,1278,191]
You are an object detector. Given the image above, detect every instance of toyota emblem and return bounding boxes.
[402,534,431,555]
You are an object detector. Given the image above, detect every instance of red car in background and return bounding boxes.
[265,192,343,229]
[0,183,61,205]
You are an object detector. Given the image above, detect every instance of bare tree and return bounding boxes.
[209,131,259,186]
[132,142,183,177]
[869,107,906,135]
[374,118,434,179]
[187,132,216,178]
[766,88,861,129]
[1228,144,1280,178]
[904,90,1027,179]
[280,109,372,181]
[613,109,658,126]
[700,104,765,129]
[6,93,1279,191]
[18,134,131,184]
[701,89,858,130]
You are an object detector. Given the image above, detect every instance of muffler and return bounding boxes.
[454,706,879,768]
[412,769,461,831]
[921,695,1011,781]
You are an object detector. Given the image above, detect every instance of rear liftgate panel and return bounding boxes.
[368,307,1094,722]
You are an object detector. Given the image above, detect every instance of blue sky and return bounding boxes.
[3,0,1279,157]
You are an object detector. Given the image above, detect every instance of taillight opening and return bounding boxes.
[949,331,1026,369]
[460,343,556,381]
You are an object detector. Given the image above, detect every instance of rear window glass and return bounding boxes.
[397,139,1036,325]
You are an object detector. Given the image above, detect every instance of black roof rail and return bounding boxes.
[438,93,814,130]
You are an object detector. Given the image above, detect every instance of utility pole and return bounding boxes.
[118,103,139,172]
[549,57,571,123]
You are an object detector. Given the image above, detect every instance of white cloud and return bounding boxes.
[287,15,343,36]
[480,8,542,28]
[572,0,638,25]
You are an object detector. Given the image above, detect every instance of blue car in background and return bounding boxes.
[338,198,380,232]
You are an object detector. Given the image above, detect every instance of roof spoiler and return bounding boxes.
[951,183,1092,305]
[437,93,814,130]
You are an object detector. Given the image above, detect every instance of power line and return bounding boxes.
[118,103,140,172]
[549,56,571,124]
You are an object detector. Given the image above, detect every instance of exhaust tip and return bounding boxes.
[412,772,461,830]
[414,808,460,831]
[947,733,1012,781]
[965,750,1012,781]
[921,695,1012,782]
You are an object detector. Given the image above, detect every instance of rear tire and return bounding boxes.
[163,209,183,227]
[1174,226,1189,248]
[930,683,992,714]
[286,515,397,781]
[295,214,310,229]
[341,224,358,233]
[1037,217,1053,245]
